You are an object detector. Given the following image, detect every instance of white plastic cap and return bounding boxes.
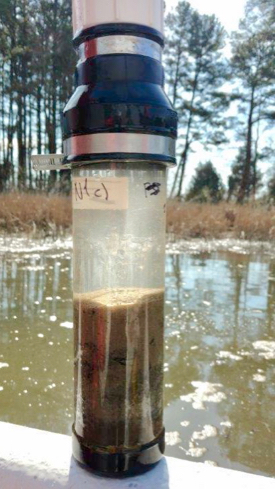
[72,0,164,36]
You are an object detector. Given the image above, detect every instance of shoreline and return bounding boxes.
[0,234,274,258]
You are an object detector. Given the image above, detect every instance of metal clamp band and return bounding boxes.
[31,134,176,171]
[78,35,162,62]
[63,133,176,159]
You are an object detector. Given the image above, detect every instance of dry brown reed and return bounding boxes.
[0,192,72,235]
[167,200,275,241]
[0,193,274,240]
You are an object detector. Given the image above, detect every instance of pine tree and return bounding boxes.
[227,147,262,201]
[34,0,75,191]
[185,161,224,203]
[165,1,229,198]
[0,0,75,191]
[231,0,275,203]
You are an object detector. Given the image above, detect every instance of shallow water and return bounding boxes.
[0,238,274,477]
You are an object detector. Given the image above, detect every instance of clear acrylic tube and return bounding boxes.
[72,0,164,35]
[72,161,166,474]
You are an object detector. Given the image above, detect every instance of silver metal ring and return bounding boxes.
[78,35,162,62]
[64,133,176,158]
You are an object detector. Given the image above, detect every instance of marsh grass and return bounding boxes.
[0,192,274,240]
[0,192,72,235]
[167,200,275,241]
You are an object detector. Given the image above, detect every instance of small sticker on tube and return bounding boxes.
[31,154,66,171]
[72,177,129,210]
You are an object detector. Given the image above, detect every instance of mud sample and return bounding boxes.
[73,287,164,451]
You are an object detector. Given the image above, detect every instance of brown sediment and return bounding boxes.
[73,288,164,451]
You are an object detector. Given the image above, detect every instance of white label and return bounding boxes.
[72,177,129,210]
[31,154,66,171]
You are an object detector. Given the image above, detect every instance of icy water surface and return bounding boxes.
[0,237,274,477]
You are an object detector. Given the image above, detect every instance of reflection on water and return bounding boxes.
[164,251,275,477]
[0,239,274,477]
[0,244,73,435]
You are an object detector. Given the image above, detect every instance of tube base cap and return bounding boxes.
[72,425,165,478]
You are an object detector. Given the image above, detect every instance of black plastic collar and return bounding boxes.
[73,23,164,48]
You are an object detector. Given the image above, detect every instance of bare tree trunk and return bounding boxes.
[172,48,182,107]
[23,91,27,186]
[176,145,189,199]
[36,85,43,190]
[37,86,42,155]
[52,0,57,151]
[17,97,26,189]
[173,70,200,198]
[17,0,28,190]
[237,86,255,203]
[251,112,261,200]
[10,1,17,187]
[0,59,13,190]
[28,96,33,189]
[0,60,6,191]
[8,58,15,188]
[48,0,58,190]
[23,6,27,188]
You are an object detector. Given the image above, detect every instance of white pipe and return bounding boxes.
[0,422,274,488]
[72,0,164,36]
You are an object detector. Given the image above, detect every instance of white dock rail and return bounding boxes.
[0,422,273,489]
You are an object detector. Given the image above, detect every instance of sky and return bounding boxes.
[164,0,249,192]
[166,0,246,33]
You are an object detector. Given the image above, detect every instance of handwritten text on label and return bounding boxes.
[72,177,129,210]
